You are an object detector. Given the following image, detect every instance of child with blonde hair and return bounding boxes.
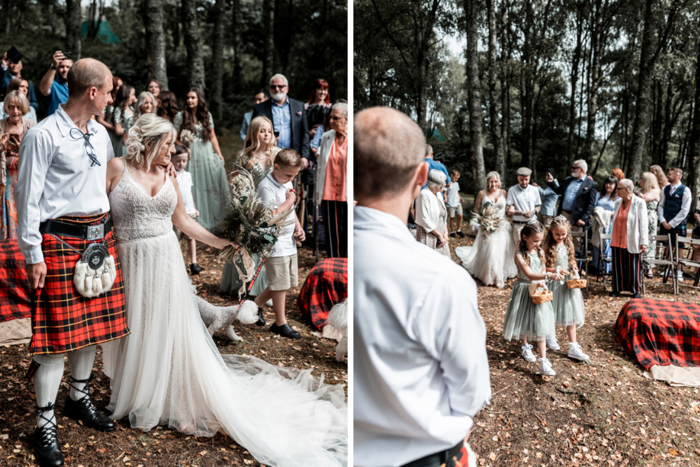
[543,216,589,361]
[503,222,561,376]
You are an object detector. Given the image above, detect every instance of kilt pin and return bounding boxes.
[30,213,129,356]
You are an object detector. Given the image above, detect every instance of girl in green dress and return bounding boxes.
[220,116,281,298]
[174,89,230,232]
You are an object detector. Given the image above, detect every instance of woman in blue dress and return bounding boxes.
[592,177,618,273]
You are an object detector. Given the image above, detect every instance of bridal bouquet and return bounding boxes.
[476,204,503,237]
[219,168,294,280]
[179,129,195,148]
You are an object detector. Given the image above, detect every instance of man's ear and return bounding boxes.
[416,161,429,187]
[88,87,98,101]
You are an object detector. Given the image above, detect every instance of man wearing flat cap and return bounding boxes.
[506,167,541,246]
[1,46,40,112]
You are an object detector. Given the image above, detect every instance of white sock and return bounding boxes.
[66,346,96,401]
[34,357,64,429]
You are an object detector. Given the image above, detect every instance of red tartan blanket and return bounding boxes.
[0,239,31,322]
[615,298,700,370]
[297,258,348,330]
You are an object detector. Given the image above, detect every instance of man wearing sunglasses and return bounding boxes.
[252,74,310,170]
[548,159,598,249]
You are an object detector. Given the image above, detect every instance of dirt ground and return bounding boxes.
[0,243,346,467]
[447,233,700,467]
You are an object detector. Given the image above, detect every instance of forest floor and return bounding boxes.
[0,242,346,467]
[447,233,700,467]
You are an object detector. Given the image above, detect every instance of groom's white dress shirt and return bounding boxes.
[16,104,115,264]
[354,206,491,467]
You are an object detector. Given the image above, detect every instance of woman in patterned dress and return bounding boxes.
[220,116,280,297]
[113,84,136,157]
[173,89,230,232]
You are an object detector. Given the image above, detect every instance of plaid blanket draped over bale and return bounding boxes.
[297,258,348,330]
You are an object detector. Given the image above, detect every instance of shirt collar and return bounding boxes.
[354,206,414,241]
[671,182,681,189]
[54,104,99,138]
[265,172,285,189]
[272,98,289,108]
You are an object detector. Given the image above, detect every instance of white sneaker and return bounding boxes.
[521,344,536,363]
[567,342,590,361]
[546,335,560,351]
[677,270,684,282]
[538,357,556,376]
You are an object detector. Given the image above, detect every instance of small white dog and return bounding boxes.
[195,297,259,341]
[327,300,348,362]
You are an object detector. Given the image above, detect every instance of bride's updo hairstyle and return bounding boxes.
[125,113,176,171]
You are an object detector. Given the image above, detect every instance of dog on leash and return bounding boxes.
[327,300,348,362]
[195,297,259,341]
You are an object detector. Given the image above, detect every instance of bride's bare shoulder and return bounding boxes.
[106,157,126,194]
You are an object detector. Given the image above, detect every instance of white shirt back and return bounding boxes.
[175,170,196,215]
[354,206,491,467]
[256,173,296,257]
[16,105,115,264]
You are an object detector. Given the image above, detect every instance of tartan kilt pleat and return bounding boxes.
[30,226,129,355]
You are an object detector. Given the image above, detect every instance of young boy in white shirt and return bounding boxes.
[446,170,464,237]
[253,149,306,339]
[172,145,203,274]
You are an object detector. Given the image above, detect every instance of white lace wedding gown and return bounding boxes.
[455,195,517,288]
[101,165,347,466]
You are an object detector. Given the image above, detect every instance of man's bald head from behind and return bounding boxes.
[354,107,426,203]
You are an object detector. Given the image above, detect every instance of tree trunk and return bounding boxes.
[567,3,584,170]
[688,39,700,216]
[465,0,485,192]
[500,0,512,172]
[628,0,658,181]
[182,0,205,90]
[261,0,275,88]
[486,0,503,178]
[583,0,602,164]
[65,0,82,60]
[144,0,169,90]
[210,0,226,122]
[231,0,243,90]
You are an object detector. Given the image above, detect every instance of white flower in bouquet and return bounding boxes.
[179,129,195,148]
[476,203,503,237]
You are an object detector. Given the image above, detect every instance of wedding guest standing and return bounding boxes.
[547,159,598,249]
[657,167,691,282]
[314,102,349,258]
[2,78,38,122]
[239,89,268,141]
[113,84,136,156]
[1,48,39,112]
[0,91,35,239]
[305,79,332,140]
[134,91,157,119]
[650,165,669,189]
[591,177,618,274]
[355,106,490,467]
[96,76,123,155]
[174,88,230,231]
[506,167,541,246]
[610,179,648,298]
[537,168,560,229]
[415,170,450,257]
[636,172,660,278]
[38,50,73,116]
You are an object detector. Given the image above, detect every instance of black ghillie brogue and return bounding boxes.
[35,403,64,467]
[63,376,116,432]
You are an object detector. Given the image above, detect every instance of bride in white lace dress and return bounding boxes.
[455,171,517,288]
[101,114,347,466]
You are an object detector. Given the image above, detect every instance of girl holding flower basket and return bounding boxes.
[503,222,561,376]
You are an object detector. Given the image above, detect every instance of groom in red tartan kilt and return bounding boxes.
[15,58,129,467]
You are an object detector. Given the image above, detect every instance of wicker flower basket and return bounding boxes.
[566,278,587,289]
[530,284,553,304]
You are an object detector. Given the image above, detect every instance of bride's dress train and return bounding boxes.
[102,165,347,466]
[455,196,517,288]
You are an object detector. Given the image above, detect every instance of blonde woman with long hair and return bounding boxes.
[636,172,660,277]
[220,116,280,298]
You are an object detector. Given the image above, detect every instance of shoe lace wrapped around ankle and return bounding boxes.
[37,403,58,444]
[70,376,95,409]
